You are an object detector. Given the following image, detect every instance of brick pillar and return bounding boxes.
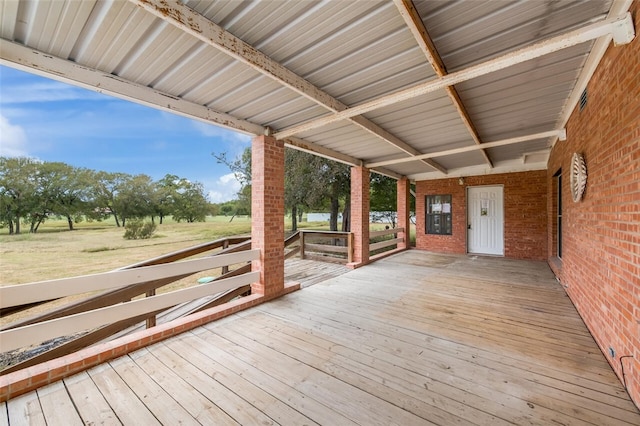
[397,176,410,250]
[350,166,370,265]
[251,135,284,297]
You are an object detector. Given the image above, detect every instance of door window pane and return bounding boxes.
[426,195,452,235]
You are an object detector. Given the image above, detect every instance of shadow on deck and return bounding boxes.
[3,251,639,425]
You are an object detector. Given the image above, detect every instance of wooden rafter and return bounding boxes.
[393,0,493,168]
[365,130,565,168]
[284,137,403,179]
[131,0,446,174]
[274,13,632,139]
[0,39,373,177]
[0,39,264,135]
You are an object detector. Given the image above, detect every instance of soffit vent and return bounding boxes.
[579,89,588,111]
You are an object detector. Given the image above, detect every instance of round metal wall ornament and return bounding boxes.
[570,152,587,202]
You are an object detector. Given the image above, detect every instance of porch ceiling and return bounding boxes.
[0,0,634,180]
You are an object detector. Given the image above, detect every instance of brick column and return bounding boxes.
[397,176,410,250]
[251,135,284,296]
[350,166,370,265]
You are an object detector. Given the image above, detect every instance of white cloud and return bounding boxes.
[191,120,252,143]
[207,173,243,203]
[0,80,103,104]
[0,114,29,157]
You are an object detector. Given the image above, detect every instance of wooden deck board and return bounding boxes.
[0,403,7,426]
[36,381,84,425]
[171,331,353,425]
[63,371,120,425]
[6,391,46,426]
[157,336,318,425]
[6,252,640,425]
[86,362,161,425]
[201,325,434,425]
[284,258,350,288]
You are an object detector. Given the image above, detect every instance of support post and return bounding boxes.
[350,166,370,266]
[397,176,410,250]
[299,231,306,259]
[251,135,285,297]
[222,239,229,274]
[145,289,156,328]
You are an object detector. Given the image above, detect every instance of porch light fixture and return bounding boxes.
[458,177,465,186]
[570,153,587,202]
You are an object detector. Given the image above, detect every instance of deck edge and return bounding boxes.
[0,281,300,402]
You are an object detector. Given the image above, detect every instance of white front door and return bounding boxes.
[467,186,504,255]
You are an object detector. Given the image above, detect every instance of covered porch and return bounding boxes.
[5,251,638,425]
[1,0,638,415]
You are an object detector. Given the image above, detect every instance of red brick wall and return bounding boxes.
[416,171,547,260]
[251,135,285,297]
[397,177,410,250]
[351,166,370,264]
[547,2,640,407]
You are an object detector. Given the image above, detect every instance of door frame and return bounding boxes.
[466,185,505,256]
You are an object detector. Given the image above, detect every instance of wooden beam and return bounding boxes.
[274,13,633,138]
[555,1,635,135]
[130,0,344,112]
[350,116,447,174]
[393,0,447,75]
[283,136,402,179]
[382,4,490,181]
[0,40,265,136]
[131,0,445,173]
[365,130,564,168]
[394,0,491,167]
[284,137,362,167]
[0,39,385,174]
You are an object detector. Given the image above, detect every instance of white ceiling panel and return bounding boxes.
[0,0,630,181]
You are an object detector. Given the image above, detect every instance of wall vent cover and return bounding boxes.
[579,89,588,111]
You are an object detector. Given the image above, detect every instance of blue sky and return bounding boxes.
[0,65,251,203]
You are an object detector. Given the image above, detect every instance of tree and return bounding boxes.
[114,174,156,226]
[213,148,252,221]
[26,161,66,233]
[214,146,354,231]
[91,171,131,227]
[314,159,351,232]
[24,162,94,232]
[54,166,94,231]
[285,149,319,231]
[172,179,210,223]
[370,174,398,228]
[0,157,40,234]
[154,174,180,224]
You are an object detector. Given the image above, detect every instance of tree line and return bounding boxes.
[0,157,212,234]
[1,150,405,235]
[215,147,403,232]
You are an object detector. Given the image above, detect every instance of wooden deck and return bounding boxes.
[3,251,639,425]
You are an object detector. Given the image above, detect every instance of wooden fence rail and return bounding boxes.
[0,250,260,353]
[0,236,254,373]
[0,227,405,373]
[299,230,354,264]
[369,227,404,253]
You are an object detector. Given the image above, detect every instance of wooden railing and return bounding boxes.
[286,227,404,264]
[0,228,405,373]
[299,230,354,264]
[369,227,404,255]
[0,236,253,373]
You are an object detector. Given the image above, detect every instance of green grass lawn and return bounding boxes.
[0,215,339,285]
[0,215,414,326]
[0,215,413,285]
